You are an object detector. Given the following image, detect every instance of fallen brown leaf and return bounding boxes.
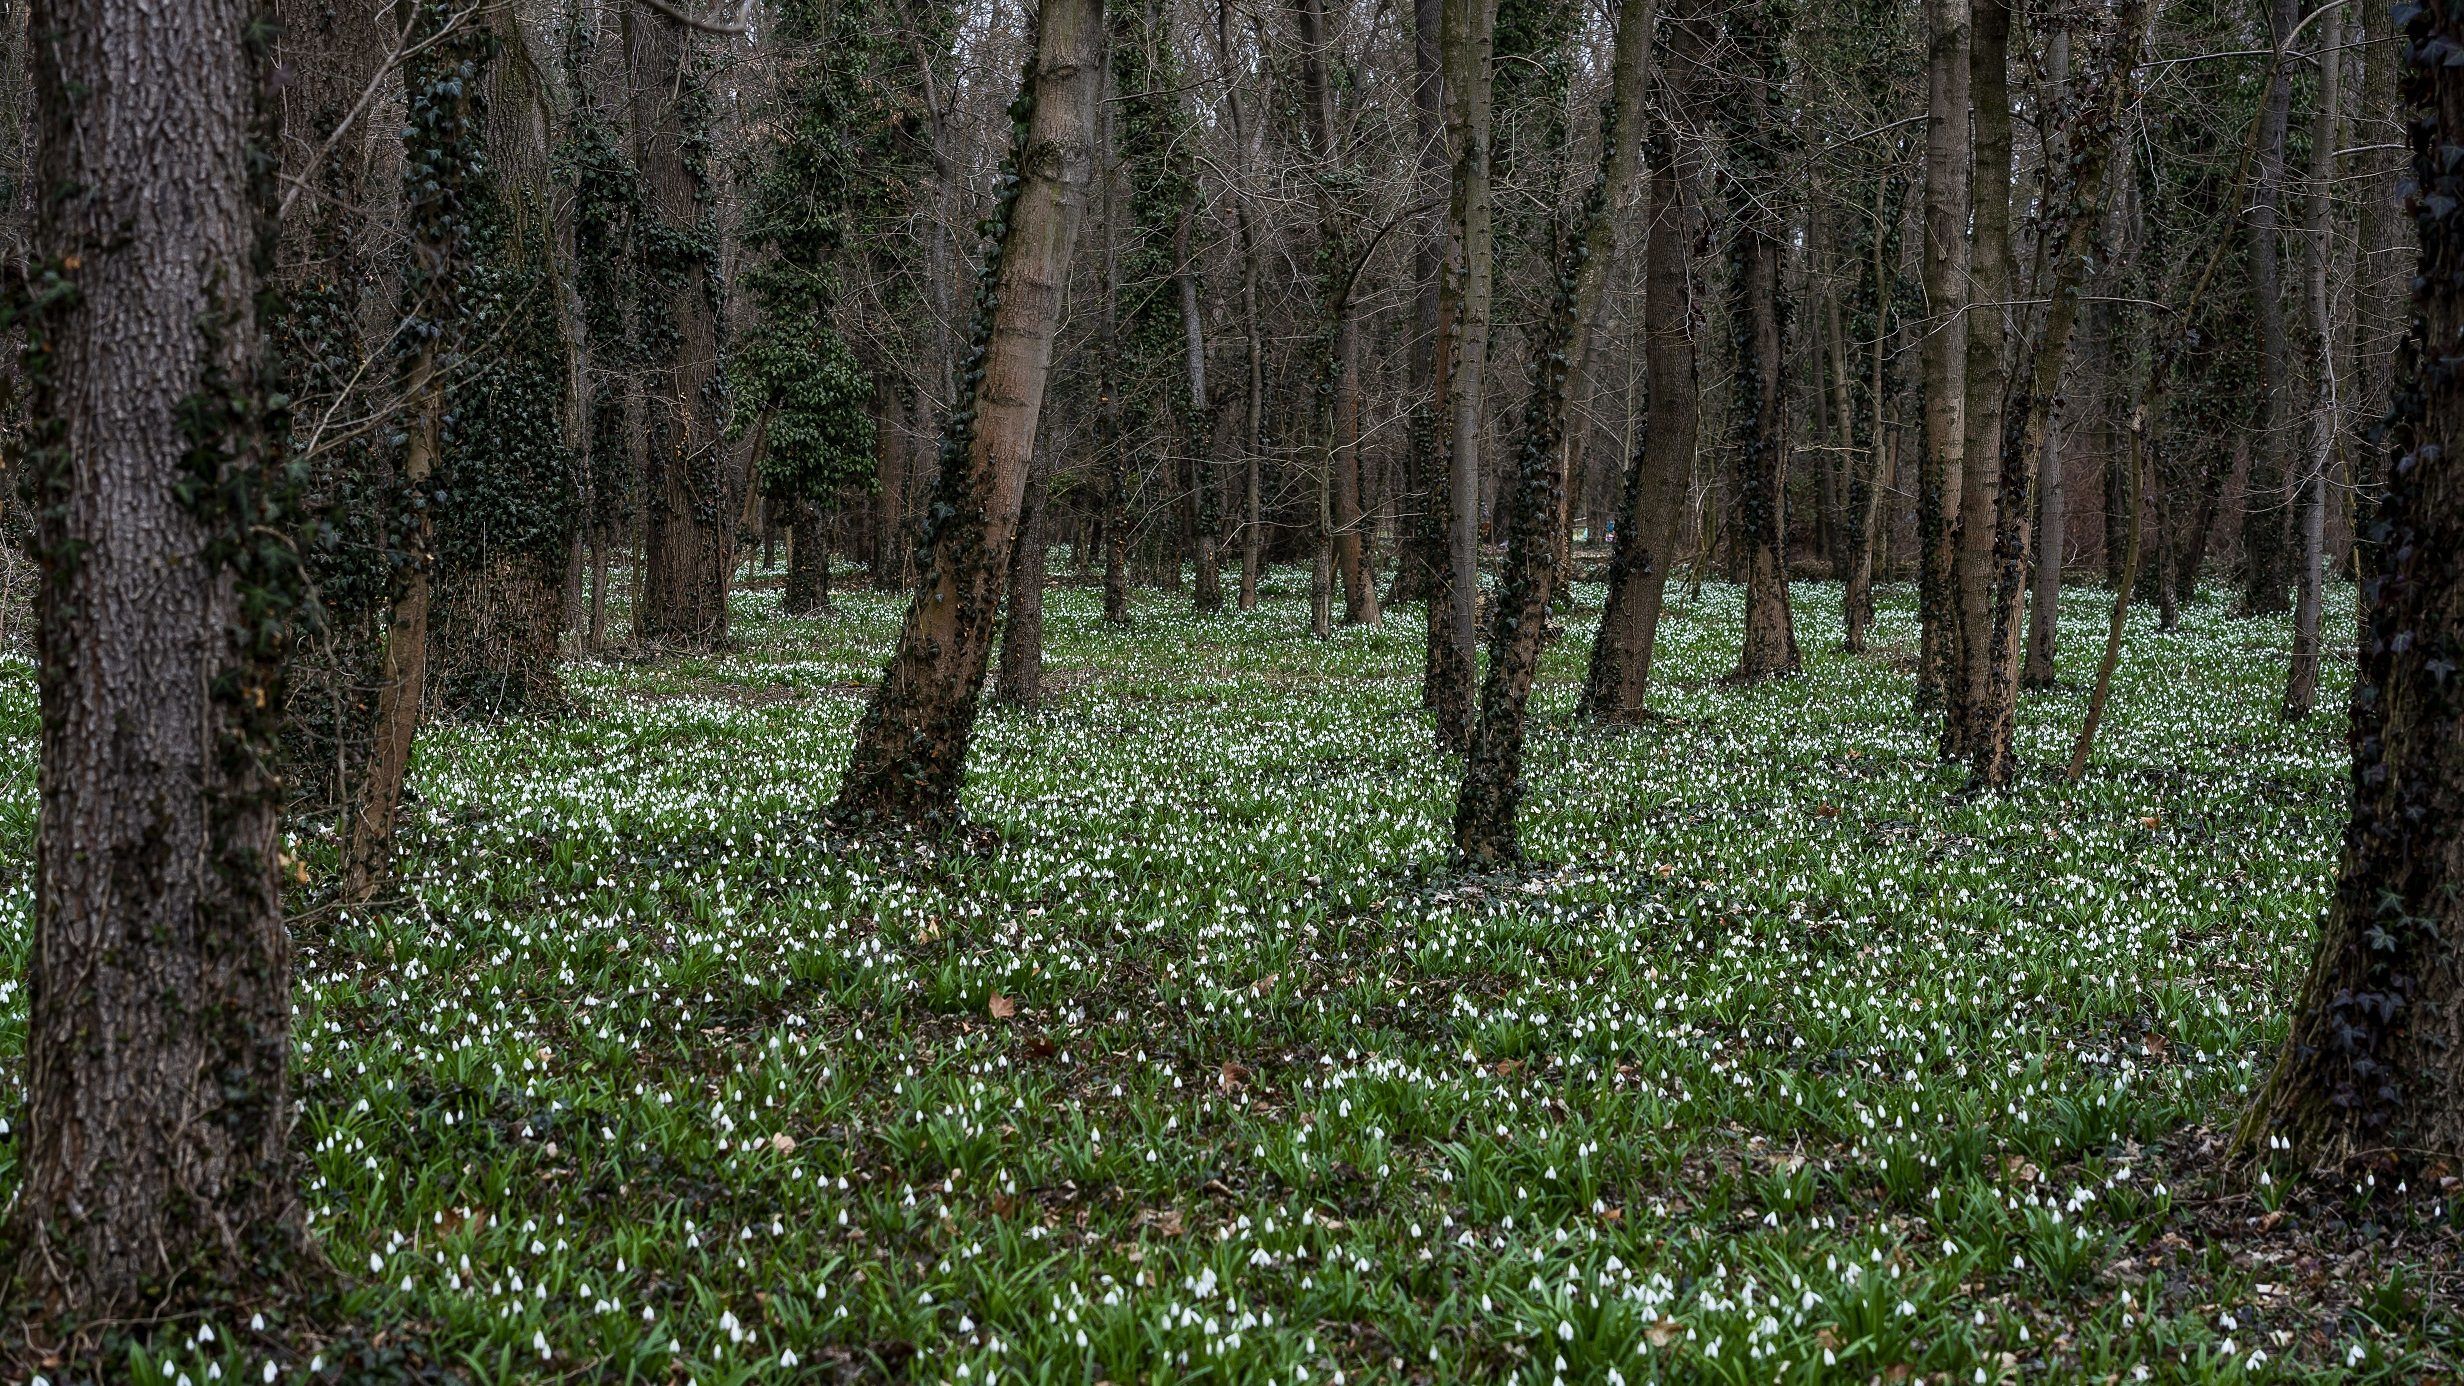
[988,992,1017,1020]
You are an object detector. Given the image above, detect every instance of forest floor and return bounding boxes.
[2,572,2460,1384]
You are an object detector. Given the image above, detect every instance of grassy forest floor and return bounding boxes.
[2,572,2460,1384]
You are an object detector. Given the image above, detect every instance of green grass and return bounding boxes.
[2,568,2458,1383]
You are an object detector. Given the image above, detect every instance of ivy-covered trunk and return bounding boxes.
[625,4,733,650]
[430,4,582,719]
[345,9,481,902]
[1724,0,1798,685]
[10,0,306,1320]
[1579,0,1705,722]
[1453,0,1652,865]
[1915,0,1970,711]
[831,0,1102,825]
[2243,0,2464,1167]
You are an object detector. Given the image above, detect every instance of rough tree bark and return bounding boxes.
[1580,4,1708,720]
[1453,0,1653,864]
[785,496,831,614]
[1947,0,2010,753]
[830,0,1101,824]
[10,0,307,1322]
[2242,0,2464,1167]
[627,3,733,649]
[1916,0,1971,710]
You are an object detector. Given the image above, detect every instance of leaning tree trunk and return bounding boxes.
[1970,0,2145,790]
[1916,0,1972,711]
[2242,0,2464,1167]
[1429,0,1500,749]
[345,11,478,902]
[11,0,307,1321]
[627,4,733,649]
[2283,3,2344,722]
[1580,2,1708,721]
[831,0,1101,825]
[1948,0,2011,753]
[1454,0,1654,865]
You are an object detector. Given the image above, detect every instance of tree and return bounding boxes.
[1721,0,1799,683]
[9,0,307,1320]
[1427,0,1500,749]
[1969,0,2146,790]
[1915,0,1970,712]
[1947,0,2011,752]
[733,0,882,620]
[626,2,733,649]
[1290,0,1378,630]
[2242,0,2464,1166]
[2281,2,2343,722]
[1580,1,1710,721]
[2238,0,2298,620]
[831,0,1103,825]
[431,2,585,716]
[343,7,486,904]
[1453,0,1654,864]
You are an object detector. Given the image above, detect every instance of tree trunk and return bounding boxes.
[1579,11,1705,721]
[1178,219,1224,613]
[1724,0,1798,684]
[2349,0,2404,538]
[1948,0,2010,753]
[830,0,1101,825]
[2068,395,2144,780]
[346,10,477,902]
[997,458,1050,706]
[785,497,829,614]
[627,4,732,649]
[1393,0,1448,608]
[1454,0,1654,864]
[11,0,305,1320]
[1429,0,1500,749]
[1916,0,1971,711]
[2022,413,2064,688]
[2243,5,2464,1166]
[2284,3,2343,722]
[1970,0,2145,790]
[2239,0,2298,619]
[589,523,609,650]
[1845,172,1897,653]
